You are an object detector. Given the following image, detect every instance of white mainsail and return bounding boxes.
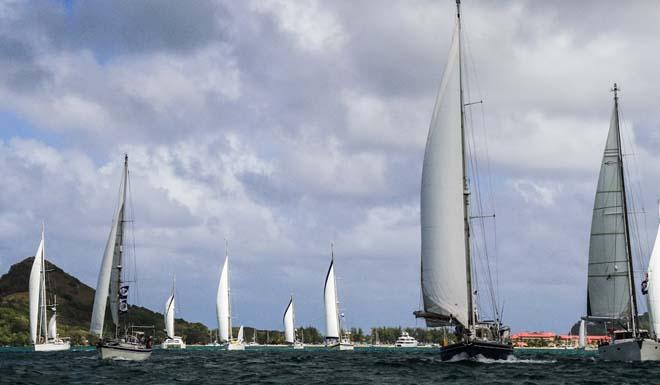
[165,293,175,338]
[237,325,244,343]
[283,296,295,344]
[90,156,128,337]
[578,319,586,349]
[29,234,44,344]
[323,257,340,339]
[216,255,230,342]
[48,313,57,340]
[419,20,469,328]
[646,204,660,336]
[586,102,631,320]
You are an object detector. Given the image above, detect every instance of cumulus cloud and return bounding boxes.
[1,0,660,333]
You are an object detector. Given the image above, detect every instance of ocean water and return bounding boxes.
[0,346,655,384]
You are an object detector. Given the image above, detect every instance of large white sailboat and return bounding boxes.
[29,225,70,352]
[162,277,186,349]
[90,155,154,361]
[323,244,354,351]
[586,85,660,361]
[216,242,245,351]
[283,296,304,349]
[413,0,512,361]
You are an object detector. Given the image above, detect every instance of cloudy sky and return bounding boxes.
[1,0,660,334]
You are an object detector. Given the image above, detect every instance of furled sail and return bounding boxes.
[90,156,128,337]
[578,320,586,348]
[646,204,660,336]
[323,258,340,339]
[29,236,44,344]
[419,22,469,328]
[165,294,175,338]
[283,297,295,344]
[586,105,631,320]
[48,313,57,340]
[216,256,230,342]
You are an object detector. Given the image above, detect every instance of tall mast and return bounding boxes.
[226,239,232,341]
[116,154,128,336]
[456,0,475,331]
[40,223,47,341]
[332,243,341,336]
[613,83,639,335]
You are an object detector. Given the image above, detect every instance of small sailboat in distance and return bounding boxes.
[413,0,512,361]
[162,276,186,349]
[30,224,70,352]
[323,244,354,351]
[578,320,586,349]
[217,241,245,351]
[283,296,304,349]
[90,154,154,361]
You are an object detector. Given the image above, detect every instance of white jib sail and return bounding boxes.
[586,105,630,320]
[216,256,230,342]
[578,319,586,348]
[29,236,44,344]
[90,158,127,336]
[283,297,295,344]
[165,294,175,338]
[324,259,340,339]
[237,325,244,343]
[646,203,660,336]
[48,313,57,340]
[420,22,469,328]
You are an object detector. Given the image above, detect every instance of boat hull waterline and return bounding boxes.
[34,341,71,352]
[98,342,153,361]
[599,339,660,361]
[440,341,513,361]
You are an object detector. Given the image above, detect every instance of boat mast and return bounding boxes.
[456,0,475,332]
[613,83,639,335]
[116,154,128,337]
[226,240,232,342]
[331,243,342,338]
[40,223,47,342]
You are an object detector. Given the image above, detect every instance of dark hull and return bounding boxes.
[440,341,513,361]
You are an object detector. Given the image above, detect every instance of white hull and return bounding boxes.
[599,339,660,361]
[161,337,186,349]
[226,341,245,351]
[293,342,304,350]
[34,340,70,352]
[395,343,419,348]
[327,341,354,351]
[98,343,152,361]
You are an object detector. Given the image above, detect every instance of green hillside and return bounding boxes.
[0,257,209,346]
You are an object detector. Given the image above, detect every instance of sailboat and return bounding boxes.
[578,320,587,349]
[29,225,70,352]
[216,241,245,351]
[645,203,660,339]
[585,84,660,361]
[323,244,354,351]
[283,296,304,349]
[90,154,154,361]
[162,277,186,349]
[413,0,512,361]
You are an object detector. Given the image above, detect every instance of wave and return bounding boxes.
[447,353,556,364]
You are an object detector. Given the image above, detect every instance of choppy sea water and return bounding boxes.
[0,346,656,384]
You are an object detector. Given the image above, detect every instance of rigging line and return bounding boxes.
[462,36,499,321]
[128,165,140,308]
[619,102,651,261]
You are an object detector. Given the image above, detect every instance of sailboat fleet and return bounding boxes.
[14,0,660,365]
